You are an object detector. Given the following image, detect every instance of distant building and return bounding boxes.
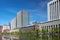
[11,17,16,30]
[47,0,60,21]
[30,21,40,25]
[20,25,39,31]
[0,26,3,33]
[2,25,10,33]
[16,10,29,28]
[9,10,29,32]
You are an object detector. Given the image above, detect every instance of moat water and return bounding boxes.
[0,35,60,40]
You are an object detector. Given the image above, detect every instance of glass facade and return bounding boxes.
[22,11,29,27]
[16,11,29,28]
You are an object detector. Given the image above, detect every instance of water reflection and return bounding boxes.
[1,35,19,40]
[0,35,60,40]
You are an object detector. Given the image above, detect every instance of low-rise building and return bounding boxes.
[38,19,60,32]
[2,25,10,33]
[20,25,39,31]
[0,26,3,33]
[10,29,19,32]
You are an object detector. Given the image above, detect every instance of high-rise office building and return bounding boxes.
[11,17,16,30]
[47,0,60,21]
[16,10,29,28]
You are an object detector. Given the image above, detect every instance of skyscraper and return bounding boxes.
[11,17,16,30]
[16,10,29,28]
[47,0,60,21]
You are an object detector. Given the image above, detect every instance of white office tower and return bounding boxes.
[16,10,29,28]
[47,0,60,21]
[11,17,16,30]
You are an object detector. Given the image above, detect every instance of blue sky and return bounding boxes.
[0,0,51,25]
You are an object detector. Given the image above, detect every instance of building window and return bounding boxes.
[42,26,44,29]
[54,25,55,29]
[47,26,48,29]
[49,26,50,29]
[45,26,46,29]
[59,24,60,28]
[51,25,52,28]
[59,0,60,1]
[59,24,60,33]
[56,25,57,28]
[46,26,47,29]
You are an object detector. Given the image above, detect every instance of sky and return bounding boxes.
[0,0,51,25]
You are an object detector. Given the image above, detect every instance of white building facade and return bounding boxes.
[38,0,60,32]
[39,19,60,29]
[47,0,60,21]
[11,17,16,30]
[2,25,10,32]
[16,10,29,28]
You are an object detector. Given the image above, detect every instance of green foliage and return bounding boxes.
[10,32,14,35]
[1,27,59,40]
[19,30,40,40]
[42,29,48,34]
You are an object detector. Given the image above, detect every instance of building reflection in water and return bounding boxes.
[2,36,19,40]
[0,35,60,40]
